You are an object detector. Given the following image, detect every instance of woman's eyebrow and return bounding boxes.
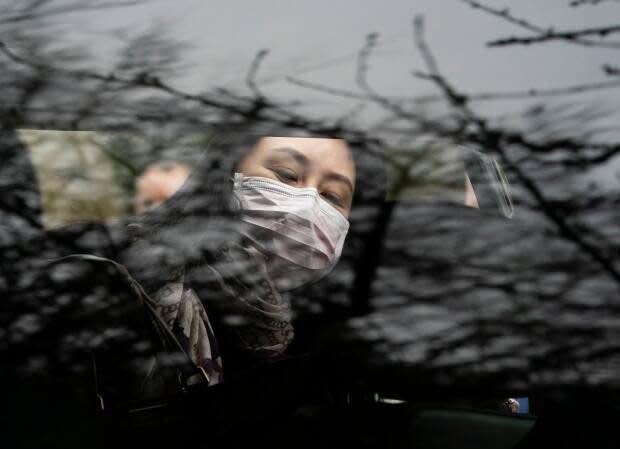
[323,172,354,195]
[270,147,310,170]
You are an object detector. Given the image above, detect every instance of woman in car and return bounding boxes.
[118,134,356,389]
[2,133,357,449]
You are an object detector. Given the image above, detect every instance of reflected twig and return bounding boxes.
[461,0,620,49]
[246,49,269,100]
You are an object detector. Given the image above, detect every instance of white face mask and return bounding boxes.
[232,173,350,291]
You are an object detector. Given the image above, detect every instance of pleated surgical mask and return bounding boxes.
[232,173,350,290]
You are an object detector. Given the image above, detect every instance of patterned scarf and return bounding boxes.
[152,241,294,386]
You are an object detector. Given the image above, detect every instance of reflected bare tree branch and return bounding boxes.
[1,4,620,446]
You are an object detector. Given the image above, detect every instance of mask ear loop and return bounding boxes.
[232,172,244,185]
[230,173,246,211]
[317,196,350,229]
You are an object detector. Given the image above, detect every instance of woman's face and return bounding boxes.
[236,137,356,217]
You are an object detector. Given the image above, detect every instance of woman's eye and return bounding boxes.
[321,192,343,207]
[273,168,298,183]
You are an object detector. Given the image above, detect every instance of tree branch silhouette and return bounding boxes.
[290,72,620,105]
[246,49,269,101]
[570,0,620,7]
[412,14,620,284]
[462,0,620,49]
[0,0,142,26]
[0,40,383,149]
